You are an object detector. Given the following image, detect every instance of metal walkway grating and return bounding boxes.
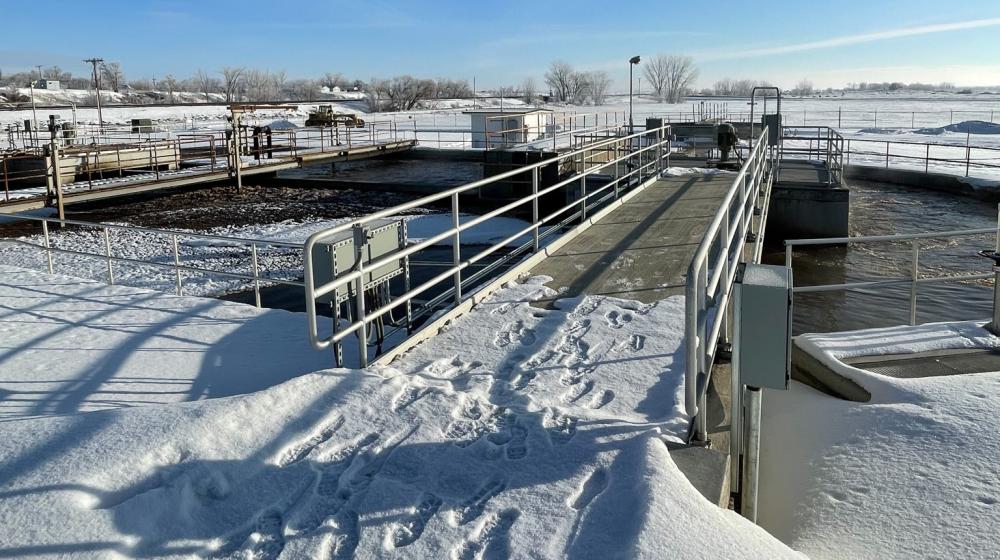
[846,349,1000,379]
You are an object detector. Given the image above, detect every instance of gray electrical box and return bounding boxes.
[762,114,782,146]
[734,263,792,390]
[311,218,406,305]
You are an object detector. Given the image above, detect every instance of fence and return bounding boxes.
[303,124,673,367]
[785,225,998,330]
[779,126,846,185]
[1,213,304,307]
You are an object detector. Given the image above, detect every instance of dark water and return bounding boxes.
[279,158,482,185]
[763,180,997,334]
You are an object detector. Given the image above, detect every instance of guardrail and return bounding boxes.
[780,126,845,185]
[1,213,303,307]
[303,124,672,366]
[684,127,777,442]
[842,137,1000,179]
[785,226,998,328]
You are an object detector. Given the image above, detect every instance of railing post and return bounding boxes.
[925,143,930,174]
[251,242,262,308]
[172,234,182,295]
[532,167,540,252]
[966,132,972,177]
[451,192,462,303]
[886,141,890,169]
[910,240,919,325]
[41,219,53,274]
[104,227,114,284]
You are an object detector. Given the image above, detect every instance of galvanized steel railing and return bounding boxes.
[303,124,672,366]
[785,225,999,328]
[684,127,777,442]
[2,213,303,307]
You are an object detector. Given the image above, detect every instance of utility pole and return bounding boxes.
[83,58,104,133]
[35,65,42,81]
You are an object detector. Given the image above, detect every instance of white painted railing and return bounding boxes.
[684,127,777,442]
[303,125,673,367]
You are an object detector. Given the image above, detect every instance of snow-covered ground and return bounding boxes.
[0,213,535,299]
[761,321,1000,559]
[0,265,334,420]
[0,267,799,559]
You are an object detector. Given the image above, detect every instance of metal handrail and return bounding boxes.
[3,212,303,307]
[785,226,999,327]
[684,127,776,442]
[303,124,672,365]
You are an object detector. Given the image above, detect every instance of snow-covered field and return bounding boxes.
[761,321,1000,559]
[0,266,800,559]
[0,213,535,299]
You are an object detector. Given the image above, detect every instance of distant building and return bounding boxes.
[464,108,553,149]
[34,79,60,90]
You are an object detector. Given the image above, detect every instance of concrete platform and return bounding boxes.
[532,171,737,304]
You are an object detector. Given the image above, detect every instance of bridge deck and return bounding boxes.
[531,171,735,305]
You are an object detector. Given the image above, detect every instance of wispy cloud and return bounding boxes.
[699,17,1000,60]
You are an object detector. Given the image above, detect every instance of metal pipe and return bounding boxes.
[741,387,762,522]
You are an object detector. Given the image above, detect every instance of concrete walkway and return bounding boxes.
[532,170,737,304]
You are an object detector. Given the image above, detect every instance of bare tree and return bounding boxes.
[161,74,178,103]
[322,72,344,91]
[221,66,245,102]
[544,60,575,102]
[658,55,698,103]
[792,79,814,96]
[642,55,671,100]
[286,79,319,101]
[585,71,612,104]
[100,62,124,92]
[434,78,471,98]
[192,69,215,102]
[43,66,70,81]
[497,85,518,98]
[521,77,536,103]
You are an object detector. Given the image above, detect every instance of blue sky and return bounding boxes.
[2,0,999,90]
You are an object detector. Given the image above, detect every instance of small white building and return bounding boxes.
[465,108,553,149]
[34,79,60,90]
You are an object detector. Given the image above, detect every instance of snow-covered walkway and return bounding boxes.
[0,268,798,559]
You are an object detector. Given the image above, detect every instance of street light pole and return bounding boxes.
[628,56,641,134]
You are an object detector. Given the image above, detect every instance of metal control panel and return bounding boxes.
[310,218,406,304]
[734,263,792,390]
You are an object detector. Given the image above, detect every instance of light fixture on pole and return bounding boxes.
[628,55,641,133]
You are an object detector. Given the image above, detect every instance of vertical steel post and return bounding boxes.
[172,234,182,295]
[104,227,114,284]
[41,219,53,274]
[451,192,462,303]
[355,261,367,368]
[910,240,919,325]
[251,242,262,308]
[926,143,930,173]
[966,132,972,177]
[532,167,540,252]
